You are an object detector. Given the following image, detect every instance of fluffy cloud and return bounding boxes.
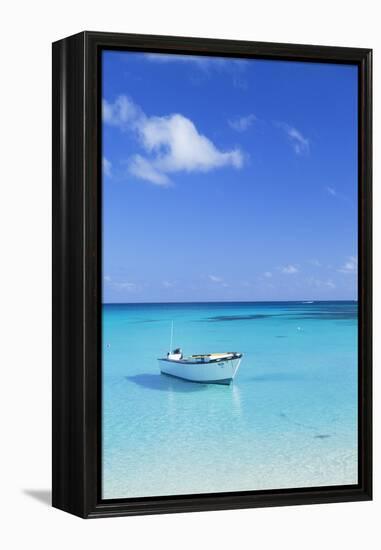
[102,96,142,128]
[103,95,244,185]
[228,114,256,132]
[129,155,170,186]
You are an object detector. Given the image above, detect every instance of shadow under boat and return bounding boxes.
[126,373,210,393]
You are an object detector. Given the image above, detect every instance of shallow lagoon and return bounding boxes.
[102,301,358,499]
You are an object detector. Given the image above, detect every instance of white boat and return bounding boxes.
[158,323,242,385]
[158,349,243,385]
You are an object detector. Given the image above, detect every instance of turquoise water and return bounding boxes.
[102,301,358,499]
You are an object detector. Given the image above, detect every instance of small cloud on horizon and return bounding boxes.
[103,275,138,292]
[326,280,336,289]
[307,276,336,290]
[115,281,137,291]
[309,259,322,267]
[208,274,223,283]
[338,256,357,274]
[281,264,299,274]
[208,274,228,287]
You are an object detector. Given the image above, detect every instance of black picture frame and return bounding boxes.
[52,31,372,519]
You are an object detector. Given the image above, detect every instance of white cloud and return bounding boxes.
[281,264,299,274]
[208,274,229,287]
[139,113,243,173]
[145,53,213,69]
[338,256,357,274]
[228,114,256,132]
[103,95,244,185]
[326,186,337,197]
[325,280,336,289]
[102,95,142,129]
[264,271,272,278]
[115,282,137,291]
[276,122,310,155]
[129,155,170,186]
[103,157,112,178]
[103,275,137,292]
[309,259,322,267]
[145,53,249,89]
[325,185,352,205]
[144,53,246,72]
[307,277,336,290]
[232,75,248,90]
[162,280,175,288]
[209,274,223,283]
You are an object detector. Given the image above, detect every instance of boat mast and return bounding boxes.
[169,321,174,353]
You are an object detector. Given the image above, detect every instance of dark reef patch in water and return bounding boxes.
[286,311,357,320]
[204,306,357,323]
[206,314,273,322]
[286,304,358,321]
[314,434,331,439]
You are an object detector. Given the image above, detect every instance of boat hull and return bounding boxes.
[158,357,241,385]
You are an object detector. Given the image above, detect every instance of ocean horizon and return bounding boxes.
[103,299,358,305]
[102,300,358,499]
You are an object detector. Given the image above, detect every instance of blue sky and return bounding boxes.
[102,50,358,303]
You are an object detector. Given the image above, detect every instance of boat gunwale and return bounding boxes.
[158,353,242,365]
